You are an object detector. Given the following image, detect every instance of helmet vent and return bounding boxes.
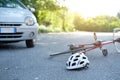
[83,57,86,59]
[69,62,71,66]
[70,56,73,60]
[76,55,80,57]
[80,61,84,64]
[74,59,78,61]
[72,63,76,66]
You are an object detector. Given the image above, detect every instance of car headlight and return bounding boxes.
[24,17,35,26]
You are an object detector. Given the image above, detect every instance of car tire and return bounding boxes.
[26,39,34,48]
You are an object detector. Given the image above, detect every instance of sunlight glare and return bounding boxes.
[64,0,120,18]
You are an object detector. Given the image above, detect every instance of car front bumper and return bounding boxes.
[0,23,39,42]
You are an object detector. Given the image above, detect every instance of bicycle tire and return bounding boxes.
[113,28,120,53]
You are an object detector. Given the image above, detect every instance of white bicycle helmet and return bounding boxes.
[66,52,90,70]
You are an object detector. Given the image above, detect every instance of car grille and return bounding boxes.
[0,24,22,26]
[0,33,23,38]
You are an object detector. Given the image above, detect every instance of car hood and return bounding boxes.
[0,8,34,23]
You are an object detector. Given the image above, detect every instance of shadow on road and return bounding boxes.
[0,43,27,50]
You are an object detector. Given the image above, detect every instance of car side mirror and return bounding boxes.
[27,5,35,12]
[29,7,35,12]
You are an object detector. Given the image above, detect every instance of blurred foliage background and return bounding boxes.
[21,0,120,32]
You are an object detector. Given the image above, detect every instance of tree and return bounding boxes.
[21,0,63,25]
[73,13,85,31]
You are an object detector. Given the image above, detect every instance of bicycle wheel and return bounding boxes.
[113,28,120,53]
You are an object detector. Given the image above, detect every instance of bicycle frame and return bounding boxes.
[79,40,113,53]
[50,32,120,56]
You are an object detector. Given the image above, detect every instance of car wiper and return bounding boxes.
[0,6,16,8]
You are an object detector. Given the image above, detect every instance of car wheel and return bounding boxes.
[26,39,34,48]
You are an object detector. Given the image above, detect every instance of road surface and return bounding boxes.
[0,32,120,80]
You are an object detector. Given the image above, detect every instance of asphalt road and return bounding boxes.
[0,32,120,80]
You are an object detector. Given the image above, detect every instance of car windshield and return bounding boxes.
[0,0,26,9]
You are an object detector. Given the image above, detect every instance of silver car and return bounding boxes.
[0,0,39,48]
